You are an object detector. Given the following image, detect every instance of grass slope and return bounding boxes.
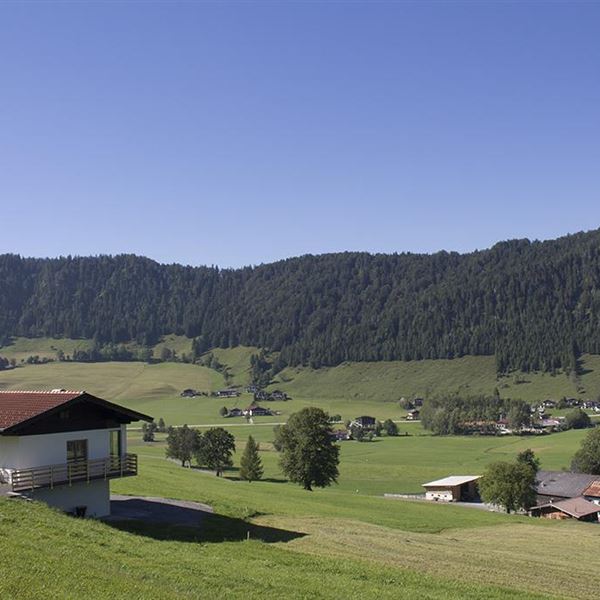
[3,339,600,426]
[111,452,599,599]
[0,499,549,600]
[272,354,600,404]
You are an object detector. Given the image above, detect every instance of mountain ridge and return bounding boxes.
[2,227,600,373]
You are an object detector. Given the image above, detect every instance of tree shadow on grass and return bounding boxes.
[223,475,288,484]
[104,499,304,544]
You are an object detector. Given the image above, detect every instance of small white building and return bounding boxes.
[0,390,152,517]
[422,475,481,502]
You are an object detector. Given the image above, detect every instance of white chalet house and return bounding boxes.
[0,390,152,517]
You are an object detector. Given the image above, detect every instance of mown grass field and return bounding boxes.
[0,497,553,600]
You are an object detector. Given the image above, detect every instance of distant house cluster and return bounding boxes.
[213,389,241,398]
[223,403,274,418]
[417,470,600,523]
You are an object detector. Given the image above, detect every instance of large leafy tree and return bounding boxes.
[516,449,540,473]
[196,427,236,476]
[274,407,339,491]
[165,424,199,467]
[240,435,263,482]
[565,409,592,430]
[478,461,536,513]
[571,428,600,474]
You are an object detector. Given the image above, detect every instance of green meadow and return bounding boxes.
[3,427,595,599]
[2,338,600,429]
[2,338,600,598]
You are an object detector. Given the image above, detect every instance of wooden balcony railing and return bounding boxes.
[9,453,138,493]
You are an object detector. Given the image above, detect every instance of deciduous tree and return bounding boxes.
[165,424,199,467]
[571,428,600,474]
[478,461,536,513]
[274,407,339,491]
[196,427,235,476]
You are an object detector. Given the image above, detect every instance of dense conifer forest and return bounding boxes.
[1,229,600,373]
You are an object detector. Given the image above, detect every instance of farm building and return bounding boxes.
[215,389,240,398]
[350,416,376,429]
[0,390,152,517]
[422,475,481,502]
[242,404,272,417]
[530,497,600,522]
[535,470,600,504]
[406,409,420,421]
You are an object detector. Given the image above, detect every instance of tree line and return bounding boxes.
[3,229,600,373]
[420,395,532,435]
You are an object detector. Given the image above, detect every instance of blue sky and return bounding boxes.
[1,1,599,267]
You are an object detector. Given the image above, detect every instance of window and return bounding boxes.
[110,430,121,458]
[66,439,88,463]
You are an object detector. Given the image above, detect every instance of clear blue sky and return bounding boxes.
[1,1,599,267]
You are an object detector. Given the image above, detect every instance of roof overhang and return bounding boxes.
[0,392,153,435]
[423,475,481,488]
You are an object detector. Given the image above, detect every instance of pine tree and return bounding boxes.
[240,435,263,482]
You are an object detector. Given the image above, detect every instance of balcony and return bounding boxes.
[8,454,138,493]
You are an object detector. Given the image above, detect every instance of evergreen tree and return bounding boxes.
[240,435,263,482]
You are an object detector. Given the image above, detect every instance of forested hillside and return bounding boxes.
[2,229,600,373]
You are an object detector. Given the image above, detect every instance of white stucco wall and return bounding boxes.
[0,426,127,470]
[425,489,454,502]
[30,480,111,517]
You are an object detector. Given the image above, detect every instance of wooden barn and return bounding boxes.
[422,475,481,502]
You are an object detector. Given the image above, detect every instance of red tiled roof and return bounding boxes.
[583,480,600,498]
[0,390,84,430]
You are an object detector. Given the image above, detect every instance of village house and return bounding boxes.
[242,403,272,417]
[350,416,377,429]
[406,409,420,421]
[226,407,243,418]
[180,388,200,398]
[0,390,152,518]
[535,470,600,505]
[422,475,481,502]
[329,429,351,442]
[214,389,240,398]
[530,497,600,522]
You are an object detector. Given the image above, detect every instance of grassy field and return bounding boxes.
[2,338,600,598]
[111,443,600,599]
[3,339,600,427]
[128,420,588,496]
[1,424,596,598]
[272,354,600,404]
[0,498,554,600]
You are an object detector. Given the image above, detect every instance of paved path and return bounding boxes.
[107,494,213,527]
